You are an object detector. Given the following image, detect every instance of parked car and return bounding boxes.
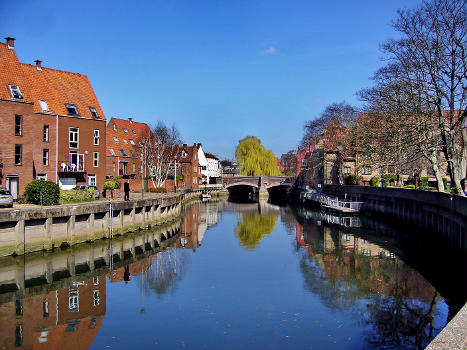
[0,189,14,208]
[73,185,100,199]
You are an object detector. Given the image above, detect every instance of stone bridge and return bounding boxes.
[223,176,294,189]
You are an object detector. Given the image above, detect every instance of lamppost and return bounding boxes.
[174,155,177,193]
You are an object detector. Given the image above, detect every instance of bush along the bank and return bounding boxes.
[370,176,380,187]
[419,177,429,189]
[24,180,60,205]
[344,174,362,185]
[381,174,398,187]
[103,179,121,198]
[60,189,94,204]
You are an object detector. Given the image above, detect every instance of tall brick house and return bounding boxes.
[0,37,107,197]
[174,143,201,189]
[105,117,152,179]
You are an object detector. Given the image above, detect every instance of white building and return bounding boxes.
[203,152,222,184]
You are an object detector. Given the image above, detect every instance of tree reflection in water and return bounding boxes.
[298,220,444,350]
[235,213,278,249]
[141,247,189,296]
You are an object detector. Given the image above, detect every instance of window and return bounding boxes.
[43,302,49,317]
[43,149,49,166]
[113,136,119,142]
[193,177,196,184]
[9,84,23,99]
[15,144,22,165]
[120,149,128,157]
[113,162,116,172]
[129,149,136,157]
[113,124,117,131]
[362,166,372,175]
[123,138,128,144]
[93,129,99,145]
[65,104,78,115]
[39,100,49,112]
[14,115,22,136]
[110,148,115,156]
[123,128,128,133]
[93,152,99,167]
[129,139,135,145]
[69,128,79,148]
[181,150,187,158]
[37,173,47,180]
[361,239,368,244]
[89,107,99,118]
[344,166,351,175]
[43,125,49,142]
[344,234,351,242]
[301,158,307,167]
[132,129,136,134]
[193,166,197,173]
[361,249,371,256]
[88,174,96,186]
[133,163,136,172]
[93,290,100,306]
[69,286,79,312]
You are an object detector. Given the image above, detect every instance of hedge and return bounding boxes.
[60,189,94,204]
[24,180,60,205]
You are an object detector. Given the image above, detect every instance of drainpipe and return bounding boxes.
[55,114,58,184]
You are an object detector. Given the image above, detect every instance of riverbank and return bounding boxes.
[0,189,228,257]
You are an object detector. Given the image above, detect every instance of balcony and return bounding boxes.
[58,160,86,181]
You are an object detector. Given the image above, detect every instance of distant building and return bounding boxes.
[105,117,152,179]
[220,160,240,177]
[174,143,202,189]
[0,37,107,195]
[203,152,222,184]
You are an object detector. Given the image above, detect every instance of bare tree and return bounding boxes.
[137,121,182,189]
[280,150,298,176]
[381,0,467,194]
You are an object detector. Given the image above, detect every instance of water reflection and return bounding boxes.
[0,199,464,350]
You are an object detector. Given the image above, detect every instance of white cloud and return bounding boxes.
[261,47,277,55]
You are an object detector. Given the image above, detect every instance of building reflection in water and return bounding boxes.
[0,276,105,350]
[292,207,445,349]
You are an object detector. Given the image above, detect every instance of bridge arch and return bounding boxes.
[225,182,259,189]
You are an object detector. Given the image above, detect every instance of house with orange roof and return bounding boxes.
[0,37,107,196]
[105,117,152,180]
[172,143,201,189]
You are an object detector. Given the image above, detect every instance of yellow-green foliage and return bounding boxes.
[60,189,94,203]
[235,136,281,176]
[235,213,277,249]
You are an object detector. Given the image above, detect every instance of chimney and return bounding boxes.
[128,117,133,123]
[183,144,187,147]
[5,37,15,49]
[34,60,42,71]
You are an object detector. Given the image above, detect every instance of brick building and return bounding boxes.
[105,117,152,179]
[173,143,202,189]
[0,37,107,197]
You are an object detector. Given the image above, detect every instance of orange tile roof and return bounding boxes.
[0,42,105,119]
[106,117,152,158]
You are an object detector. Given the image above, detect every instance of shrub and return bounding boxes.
[381,174,398,187]
[15,195,27,204]
[344,174,362,185]
[404,184,415,189]
[419,177,429,189]
[103,179,121,191]
[370,176,380,187]
[60,189,93,203]
[147,187,167,193]
[24,180,60,205]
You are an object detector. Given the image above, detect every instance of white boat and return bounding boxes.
[200,192,211,200]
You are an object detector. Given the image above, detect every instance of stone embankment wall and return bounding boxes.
[323,185,467,350]
[0,190,225,257]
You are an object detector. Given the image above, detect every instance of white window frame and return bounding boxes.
[39,100,49,112]
[110,148,115,156]
[15,115,22,136]
[129,139,135,145]
[65,104,78,116]
[9,84,23,99]
[88,174,96,187]
[113,136,119,142]
[43,149,49,166]
[89,107,99,118]
[93,129,100,145]
[36,173,47,180]
[69,127,79,149]
[123,128,128,133]
[69,287,79,312]
[362,166,372,175]
[344,166,351,175]
[43,125,49,142]
[93,152,99,167]
[93,290,100,306]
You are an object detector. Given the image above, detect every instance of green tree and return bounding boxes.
[235,136,281,176]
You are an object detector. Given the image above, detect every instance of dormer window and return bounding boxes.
[89,107,99,119]
[120,149,128,157]
[113,124,117,131]
[181,150,187,158]
[113,136,119,142]
[110,148,115,155]
[65,104,78,116]
[129,139,135,145]
[38,100,49,112]
[123,128,128,133]
[132,130,136,134]
[123,139,128,144]
[129,150,136,157]
[9,85,23,99]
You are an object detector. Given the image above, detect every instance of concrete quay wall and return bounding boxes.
[323,185,467,350]
[0,190,216,257]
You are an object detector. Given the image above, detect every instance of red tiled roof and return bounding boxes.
[204,152,218,160]
[106,118,152,158]
[0,42,105,119]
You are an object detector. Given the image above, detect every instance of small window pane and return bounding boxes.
[89,107,99,118]
[43,125,49,142]
[9,85,23,99]
[15,144,22,165]
[110,148,115,156]
[15,115,22,136]
[65,104,78,115]
[39,100,49,112]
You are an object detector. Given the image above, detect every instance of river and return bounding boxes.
[0,198,465,350]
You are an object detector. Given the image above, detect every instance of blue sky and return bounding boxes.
[1,0,418,159]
